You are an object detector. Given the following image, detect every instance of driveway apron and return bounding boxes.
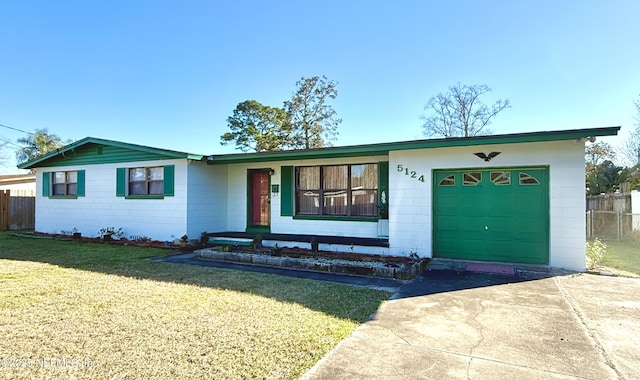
[302,269,639,379]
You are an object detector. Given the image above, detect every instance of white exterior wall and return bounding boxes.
[0,182,36,196]
[35,159,189,241]
[185,162,228,240]
[223,155,387,238]
[632,191,640,230]
[389,140,587,271]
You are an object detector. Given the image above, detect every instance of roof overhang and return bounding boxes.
[207,126,621,165]
[0,174,36,185]
[18,137,207,169]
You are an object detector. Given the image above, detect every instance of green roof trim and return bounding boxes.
[17,127,621,169]
[206,126,620,165]
[18,137,207,169]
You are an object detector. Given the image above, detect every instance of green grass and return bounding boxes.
[599,238,640,277]
[0,232,390,379]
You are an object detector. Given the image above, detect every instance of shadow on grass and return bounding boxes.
[0,232,390,322]
[0,232,568,319]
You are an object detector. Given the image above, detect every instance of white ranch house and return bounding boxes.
[19,127,620,271]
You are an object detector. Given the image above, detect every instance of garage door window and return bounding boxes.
[519,172,540,185]
[491,171,511,185]
[463,172,482,186]
[438,174,455,186]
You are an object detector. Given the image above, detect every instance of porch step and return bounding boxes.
[208,237,253,247]
[207,232,389,248]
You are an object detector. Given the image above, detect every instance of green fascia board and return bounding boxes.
[18,137,207,169]
[207,126,620,165]
[209,147,390,164]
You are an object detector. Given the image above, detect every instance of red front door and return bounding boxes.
[249,171,270,228]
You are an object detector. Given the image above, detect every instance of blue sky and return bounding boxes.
[1,0,639,173]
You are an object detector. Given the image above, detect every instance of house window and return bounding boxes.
[42,170,85,198]
[116,165,174,198]
[129,167,164,195]
[295,163,378,217]
[52,171,78,195]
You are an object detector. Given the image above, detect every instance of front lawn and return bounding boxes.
[0,232,390,379]
[600,238,640,276]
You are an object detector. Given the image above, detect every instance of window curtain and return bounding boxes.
[296,167,320,214]
[322,165,348,215]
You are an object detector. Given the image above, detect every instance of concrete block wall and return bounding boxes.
[34,159,189,241]
[186,162,228,240]
[388,140,587,271]
[224,155,387,238]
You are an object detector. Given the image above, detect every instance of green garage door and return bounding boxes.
[433,167,549,264]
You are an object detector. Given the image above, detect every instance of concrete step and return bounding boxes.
[208,237,253,246]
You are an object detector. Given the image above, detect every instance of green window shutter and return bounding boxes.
[163,165,175,196]
[77,170,85,196]
[378,161,389,208]
[280,166,293,216]
[116,168,126,197]
[42,172,50,197]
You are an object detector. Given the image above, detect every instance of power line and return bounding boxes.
[0,123,34,135]
[0,138,22,149]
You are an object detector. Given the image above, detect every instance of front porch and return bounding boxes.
[206,231,389,255]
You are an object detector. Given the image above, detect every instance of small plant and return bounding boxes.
[586,238,607,269]
[221,245,230,252]
[99,227,124,240]
[131,235,152,243]
[378,186,388,219]
[409,250,420,261]
[60,227,80,236]
[100,227,123,237]
[252,234,263,250]
[179,234,189,247]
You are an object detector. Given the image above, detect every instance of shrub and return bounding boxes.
[586,238,607,269]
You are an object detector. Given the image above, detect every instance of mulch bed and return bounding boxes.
[25,232,415,265]
[29,232,187,249]
[227,245,415,265]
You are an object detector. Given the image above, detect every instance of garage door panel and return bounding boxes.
[438,240,548,263]
[433,168,549,264]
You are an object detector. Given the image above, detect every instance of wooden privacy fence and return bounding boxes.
[586,193,631,212]
[0,190,35,230]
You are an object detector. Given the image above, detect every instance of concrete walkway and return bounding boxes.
[302,269,640,380]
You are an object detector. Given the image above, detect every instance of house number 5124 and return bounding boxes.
[397,164,425,182]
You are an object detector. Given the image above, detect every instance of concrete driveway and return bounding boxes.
[302,268,640,379]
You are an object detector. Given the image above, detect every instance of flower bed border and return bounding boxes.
[195,248,429,280]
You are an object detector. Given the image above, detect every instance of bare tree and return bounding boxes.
[0,139,8,167]
[618,95,640,166]
[422,83,510,138]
